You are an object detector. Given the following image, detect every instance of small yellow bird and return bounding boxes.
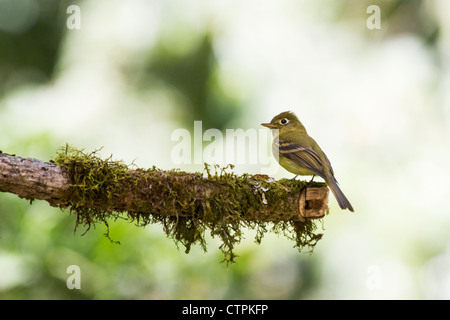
[262,111,354,212]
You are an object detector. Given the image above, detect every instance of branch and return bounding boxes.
[0,152,70,206]
[0,146,329,263]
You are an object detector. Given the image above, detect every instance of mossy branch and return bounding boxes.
[0,145,329,263]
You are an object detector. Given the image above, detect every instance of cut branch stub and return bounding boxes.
[299,186,329,221]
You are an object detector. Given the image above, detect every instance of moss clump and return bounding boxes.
[53,144,324,264]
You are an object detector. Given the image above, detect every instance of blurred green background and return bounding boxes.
[1,0,450,299]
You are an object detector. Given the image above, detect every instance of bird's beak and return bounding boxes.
[261,122,277,129]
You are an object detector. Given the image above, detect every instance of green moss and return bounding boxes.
[53,144,324,264]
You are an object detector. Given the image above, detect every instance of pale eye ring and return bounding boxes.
[280,118,289,125]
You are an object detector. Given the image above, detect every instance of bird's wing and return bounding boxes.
[275,137,326,178]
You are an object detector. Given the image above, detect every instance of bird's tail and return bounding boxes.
[326,174,354,212]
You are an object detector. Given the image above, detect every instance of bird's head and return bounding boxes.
[261,111,306,134]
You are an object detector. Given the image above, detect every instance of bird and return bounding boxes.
[261,111,354,212]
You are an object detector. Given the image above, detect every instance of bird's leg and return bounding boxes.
[309,175,316,183]
[291,173,300,181]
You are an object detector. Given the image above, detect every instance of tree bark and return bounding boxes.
[0,152,70,206]
[0,151,329,222]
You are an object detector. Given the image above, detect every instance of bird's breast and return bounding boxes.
[271,141,314,176]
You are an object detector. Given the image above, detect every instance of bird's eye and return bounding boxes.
[280,118,289,125]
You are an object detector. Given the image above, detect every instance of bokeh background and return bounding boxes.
[1,0,450,299]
